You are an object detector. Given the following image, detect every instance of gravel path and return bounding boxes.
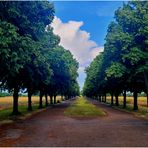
[0,98,148,147]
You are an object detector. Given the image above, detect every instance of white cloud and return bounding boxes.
[51,16,104,89]
[91,47,104,59]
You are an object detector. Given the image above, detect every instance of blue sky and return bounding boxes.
[51,1,124,90]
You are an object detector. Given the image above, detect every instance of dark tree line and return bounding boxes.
[0,1,80,115]
[83,1,148,110]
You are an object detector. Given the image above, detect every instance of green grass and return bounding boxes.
[0,95,63,123]
[105,98,148,119]
[0,105,41,121]
[119,104,148,117]
[64,97,106,117]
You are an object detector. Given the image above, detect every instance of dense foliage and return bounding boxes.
[83,1,148,110]
[0,1,79,115]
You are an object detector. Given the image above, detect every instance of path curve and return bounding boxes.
[0,98,148,147]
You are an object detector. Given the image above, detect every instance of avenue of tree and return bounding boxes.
[83,1,148,110]
[0,1,80,115]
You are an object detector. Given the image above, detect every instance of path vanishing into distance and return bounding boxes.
[0,98,148,147]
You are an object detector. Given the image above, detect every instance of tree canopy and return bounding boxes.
[83,1,148,110]
[0,1,79,115]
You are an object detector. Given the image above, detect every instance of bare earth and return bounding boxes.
[0,99,148,147]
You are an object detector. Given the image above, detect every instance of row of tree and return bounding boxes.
[0,1,80,115]
[83,1,148,110]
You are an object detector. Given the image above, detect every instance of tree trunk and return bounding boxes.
[144,72,148,107]
[28,89,32,111]
[115,94,119,106]
[147,93,148,107]
[39,91,43,108]
[111,93,114,106]
[12,86,20,115]
[104,94,106,103]
[99,95,101,102]
[61,95,63,101]
[45,94,48,107]
[97,96,99,100]
[133,91,138,110]
[123,90,126,108]
[54,95,56,104]
[101,96,102,102]
[50,95,53,105]
[102,96,104,102]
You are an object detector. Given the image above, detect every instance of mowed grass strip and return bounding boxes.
[64,97,106,117]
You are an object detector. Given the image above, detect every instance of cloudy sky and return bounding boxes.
[51,1,124,89]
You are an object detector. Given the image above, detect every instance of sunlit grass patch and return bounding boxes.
[64,97,106,117]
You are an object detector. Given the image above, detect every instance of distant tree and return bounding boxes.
[47,46,79,103]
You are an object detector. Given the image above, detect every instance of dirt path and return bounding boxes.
[0,98,148,147]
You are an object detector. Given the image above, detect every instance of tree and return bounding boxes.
[0,1,56,114]
[103,22,129,107]
[115,1,148,110]
[83,1,148,111]
[83,53,104,98]
[47,46,79,103]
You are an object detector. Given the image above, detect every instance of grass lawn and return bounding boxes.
[64,96,106,117]
[0,105,40,121]
[0,96,62,123]
[105,96,148,119]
